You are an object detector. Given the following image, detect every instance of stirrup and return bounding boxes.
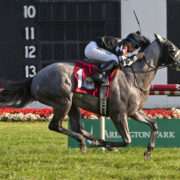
[91,72,108,84]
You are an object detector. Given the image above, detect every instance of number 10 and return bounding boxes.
[24,5,36,18]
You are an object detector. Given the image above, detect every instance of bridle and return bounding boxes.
[126,42,172,93]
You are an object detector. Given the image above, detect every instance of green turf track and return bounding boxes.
[0,122,180,180]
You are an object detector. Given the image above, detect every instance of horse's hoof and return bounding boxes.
[105,146,113,151]
[104,144,116,151]
[106,147,118,151]
[94,140,102,146]
[80,144,87,153]
[144,151,152,160]
[98,139,106,145]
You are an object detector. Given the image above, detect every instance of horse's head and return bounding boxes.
[124,35,179,96]
[154,33,180,68]
[142,34,180,71]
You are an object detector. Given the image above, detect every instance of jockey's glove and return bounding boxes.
[118,55,126,65]
[119,55,138,67]
[119,52,144,67]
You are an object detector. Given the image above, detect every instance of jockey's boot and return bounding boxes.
[91,72,108,84]
[92,60,118,85]
[99,60,119,73]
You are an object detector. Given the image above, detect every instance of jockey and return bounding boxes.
[84,31,150,83]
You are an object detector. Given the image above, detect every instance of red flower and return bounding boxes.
[0,107,179,120]
[0,107,53,118]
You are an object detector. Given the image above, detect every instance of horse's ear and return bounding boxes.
[154,33,166,44]
[136,31,141,35]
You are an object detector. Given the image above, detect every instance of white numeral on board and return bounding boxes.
[24,5,36,18]
[25,65,37,78]
[25,27,35,40]
[25,46,36,58]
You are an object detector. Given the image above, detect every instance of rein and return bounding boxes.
[127,57,168,93]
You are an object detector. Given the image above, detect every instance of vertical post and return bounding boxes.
[100,116,105,150]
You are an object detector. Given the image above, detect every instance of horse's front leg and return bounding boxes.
[131,111,158,160]
[106,112,132,148]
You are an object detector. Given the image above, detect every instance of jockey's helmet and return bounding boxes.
[125,32,142,49]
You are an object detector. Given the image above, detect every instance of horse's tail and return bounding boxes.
[0,78,33,107]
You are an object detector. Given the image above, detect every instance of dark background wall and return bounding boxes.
[0,0,179,84]
[0,0,121,80]
[167,0,180,84]
[0,1,24,80]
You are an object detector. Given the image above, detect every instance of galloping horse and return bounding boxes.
[0,34,180,159]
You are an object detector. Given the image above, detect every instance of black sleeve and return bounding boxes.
[95,36,121,54]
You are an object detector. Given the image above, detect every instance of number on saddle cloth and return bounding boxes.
[74,61,98,90]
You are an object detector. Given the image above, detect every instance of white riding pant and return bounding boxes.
[84,41,119,63]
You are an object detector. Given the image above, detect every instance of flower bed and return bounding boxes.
[0,108,53,121]
[0,107,180,121]
[80,108,180,119]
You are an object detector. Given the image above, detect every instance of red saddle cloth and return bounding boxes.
[73,61,116,97]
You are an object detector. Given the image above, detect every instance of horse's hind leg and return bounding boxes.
[131,111,158,160]
[49,105,87,152]
[68,104,102,147]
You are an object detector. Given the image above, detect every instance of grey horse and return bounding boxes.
[0,34,180,160]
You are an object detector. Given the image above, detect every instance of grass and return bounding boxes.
[0,122,180,180]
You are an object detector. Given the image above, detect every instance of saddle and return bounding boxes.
[73,61,116,116]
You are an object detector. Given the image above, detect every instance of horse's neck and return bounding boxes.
[123,41,160,92]
[125,67,157,92]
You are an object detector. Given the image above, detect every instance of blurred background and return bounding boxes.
[0,0,179,108]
